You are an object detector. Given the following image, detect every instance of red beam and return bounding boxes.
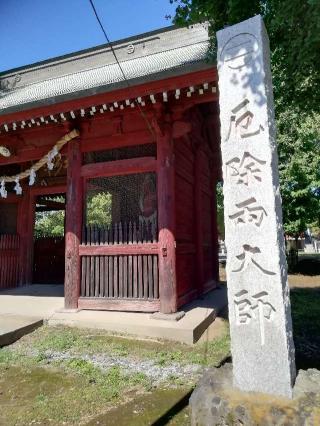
[81,157,157,179]
[30,184,67,196]
[0,130,153,166]
[0,145,68,166]
[79,243,159,256]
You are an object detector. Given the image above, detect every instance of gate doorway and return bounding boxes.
[33,193,66,284]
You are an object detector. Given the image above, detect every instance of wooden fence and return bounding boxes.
[81,254,159,299]
[80,221,159,301]
[82,221,157,245]
[0,234,20,289]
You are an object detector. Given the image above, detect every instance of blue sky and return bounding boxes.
[0,0,176,72]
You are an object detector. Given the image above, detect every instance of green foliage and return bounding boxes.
[171,0,320,235]
[34,210,65,237]
[86,192,112,227]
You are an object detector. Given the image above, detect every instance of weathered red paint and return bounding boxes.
[157,120,177,314]
[64,140,82,309]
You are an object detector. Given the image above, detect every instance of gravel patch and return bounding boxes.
[30,349,202,384]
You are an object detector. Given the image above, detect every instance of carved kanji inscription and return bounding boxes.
[232,244,276,275]
[226,152,266,186]
[229,197,267,227]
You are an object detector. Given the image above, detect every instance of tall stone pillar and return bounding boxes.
[217,15,296,397]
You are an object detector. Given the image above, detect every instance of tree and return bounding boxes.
[34,210,65,237]
[170,0,320,236]
[86,192,112,227]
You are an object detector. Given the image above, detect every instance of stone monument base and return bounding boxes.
[190,364,320,425]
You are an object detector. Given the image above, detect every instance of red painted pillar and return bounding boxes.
[194,147,205,294]
[157,122,177,314]
[64,139,82,309]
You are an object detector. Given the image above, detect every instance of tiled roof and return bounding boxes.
[0,25,211,115]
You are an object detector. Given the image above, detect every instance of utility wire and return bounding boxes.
[88,0,156,140]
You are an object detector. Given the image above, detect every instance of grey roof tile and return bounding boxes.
[0,25,211,115]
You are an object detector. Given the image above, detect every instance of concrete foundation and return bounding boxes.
[0,284,227,345]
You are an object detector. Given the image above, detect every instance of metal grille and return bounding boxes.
[83,172,158,244]
[83,144,156,164]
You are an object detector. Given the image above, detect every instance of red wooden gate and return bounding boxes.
[0,234,20,289]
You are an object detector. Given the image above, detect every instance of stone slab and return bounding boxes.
[48,286,227,344]
[151,311,186,321]
[190,364,320,426]
[0,284,227,345]
[0,315,43,347]
[217,15,295,397]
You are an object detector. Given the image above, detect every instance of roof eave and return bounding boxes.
[0,61,215,117]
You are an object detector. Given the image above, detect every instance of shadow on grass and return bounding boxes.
[151,389,193,426]
[291,287,320,370]
[291,255,320,276]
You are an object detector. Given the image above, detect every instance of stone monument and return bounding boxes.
[217,15,296,397]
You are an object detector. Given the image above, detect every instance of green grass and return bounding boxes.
[0,323,230,425]
[13,323,230,368]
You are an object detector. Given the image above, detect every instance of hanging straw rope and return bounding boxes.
[0,129,80,183]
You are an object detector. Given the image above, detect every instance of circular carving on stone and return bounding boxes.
[220,33,258,69]
[127,44,135,54]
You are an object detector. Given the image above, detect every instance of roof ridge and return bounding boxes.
[6,40,209,92]
[0,25,197,77]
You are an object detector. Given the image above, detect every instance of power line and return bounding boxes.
[88,0,156,140]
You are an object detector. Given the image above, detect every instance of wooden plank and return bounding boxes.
[90,256,95,297]
[81,257,86,297]
[78,298,160,312]
[104,255,109,297]
[79,243,159,256]
[86,256,90,297]
[153,255,159,299]
[64,140,82,309]
[99,256,105,297]
[119,255,123,298]
[133,255,138,298]
[123,256,128,298]
[148,255,153,299]
[143,255,148,299]
[95,255,99,297]
[128,255,133,298]
[138,255,143,298]
[113,256,118,298]
[108,256,113,298]
[81,157,157,179]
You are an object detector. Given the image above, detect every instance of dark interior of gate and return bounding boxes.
[33,194,66,285]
